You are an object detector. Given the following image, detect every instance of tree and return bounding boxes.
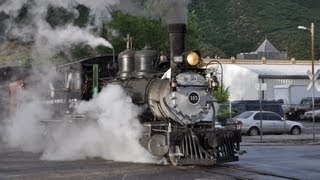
[104,11,168,55]
[213,86,232,121]
[103,10,202,55]
[189,0,320,59]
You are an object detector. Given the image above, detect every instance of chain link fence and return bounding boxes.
[216,100,320,143]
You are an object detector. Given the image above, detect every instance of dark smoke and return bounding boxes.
[117,0,191,24]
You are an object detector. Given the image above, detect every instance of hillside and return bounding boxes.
[1,0,320,65]
[190,0,320,59]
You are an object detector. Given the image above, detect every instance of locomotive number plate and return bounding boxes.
[188,91,200,105]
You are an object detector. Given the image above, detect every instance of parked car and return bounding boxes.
[303,110,320,121]
[226,111,304,136]
[286,97,320,120]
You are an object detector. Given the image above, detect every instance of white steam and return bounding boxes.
[43,84,155,162]
[0,0,192,60]
[0,82,158,163]
[1,101,47,153]
[0,0,116,60]
[33,23,113,60]
[0,0,28,18]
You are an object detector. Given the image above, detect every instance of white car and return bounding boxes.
[227,111,304,136]
[303,110,320,120]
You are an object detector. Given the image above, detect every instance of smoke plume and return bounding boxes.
[42,84,157,162]
[0,0,192,60]
[0,0,116,60]
[117,0,191,24]
[0,81,159,163]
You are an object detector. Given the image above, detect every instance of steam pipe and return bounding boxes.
[112,48,115,64]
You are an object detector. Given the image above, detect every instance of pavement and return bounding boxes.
[241,134,320,145]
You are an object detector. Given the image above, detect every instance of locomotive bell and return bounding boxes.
[158,51,169,69]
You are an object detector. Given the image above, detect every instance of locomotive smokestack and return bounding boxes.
[169,23,186,71]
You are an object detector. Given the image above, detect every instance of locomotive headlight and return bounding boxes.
[186,51,201,66]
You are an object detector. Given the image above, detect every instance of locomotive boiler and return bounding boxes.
[104,23,242,165]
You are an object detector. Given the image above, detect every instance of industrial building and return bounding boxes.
[206,58,320,105]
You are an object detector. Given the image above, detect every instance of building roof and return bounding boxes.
[255,39,279,53]
[223,64,317,76]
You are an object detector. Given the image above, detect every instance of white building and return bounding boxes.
[206,59,320,105]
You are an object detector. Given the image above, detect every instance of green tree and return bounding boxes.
[104,11,168,55]
[213,86,232,121]
[213,86,230,103]
[189,0,320,59]
[185,10,202,51]
[103,10,202,55]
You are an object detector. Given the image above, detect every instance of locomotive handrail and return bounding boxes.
[205,60,223,92]
[151,129,167,132]
[177,84,207,87]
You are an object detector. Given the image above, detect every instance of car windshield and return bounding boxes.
[301,99,311,105]
[235,111,254,118]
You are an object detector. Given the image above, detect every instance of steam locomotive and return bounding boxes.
[4,23,243,165]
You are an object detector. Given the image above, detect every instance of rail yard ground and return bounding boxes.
[0,121,320,180]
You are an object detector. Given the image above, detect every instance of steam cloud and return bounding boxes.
[42,84,157,162]
[0,0,191,60]
[0,0,116,60]
[0,82,159,163]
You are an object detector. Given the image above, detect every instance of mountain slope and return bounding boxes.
[190,0,320,59]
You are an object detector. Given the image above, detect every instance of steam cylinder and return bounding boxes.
[133,45,159,77]
[117,49,136,79]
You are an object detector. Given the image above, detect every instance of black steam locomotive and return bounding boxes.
[45,24,243,165]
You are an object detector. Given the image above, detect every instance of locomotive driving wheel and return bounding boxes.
[147,134,169,157]
[168,145,182,166]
